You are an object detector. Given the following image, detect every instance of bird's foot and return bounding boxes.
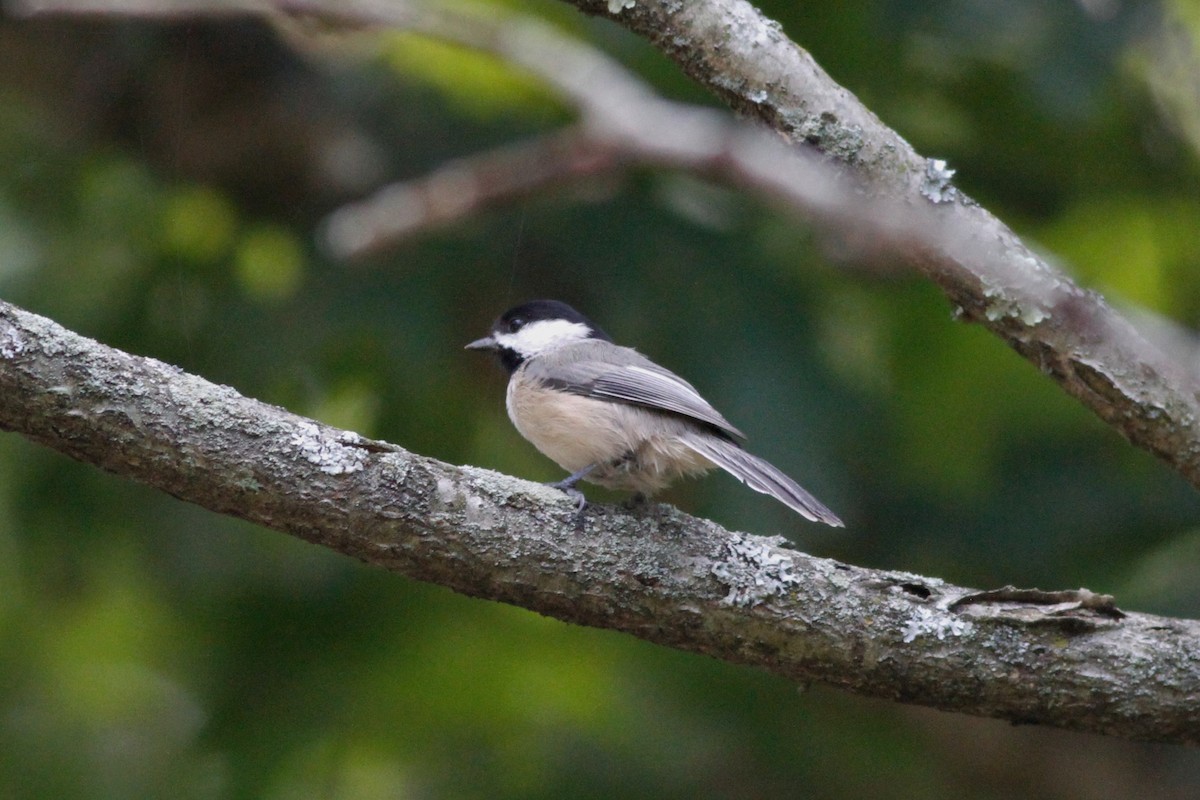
[546,480,588,513]
[546,464,596,529]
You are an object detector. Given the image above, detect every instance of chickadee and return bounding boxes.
[466,300,843,527]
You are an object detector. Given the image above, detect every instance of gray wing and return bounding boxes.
[526,341,746,441]
[679,432,844,527]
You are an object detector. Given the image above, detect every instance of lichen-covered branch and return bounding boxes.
[1,298,1199,745]
[552,0,1200,487]
[9,0,1200,744]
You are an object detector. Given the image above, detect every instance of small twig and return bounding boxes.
[321,126,624,258]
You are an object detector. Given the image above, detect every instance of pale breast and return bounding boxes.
[506,371,716,495]
[507,376,627,473]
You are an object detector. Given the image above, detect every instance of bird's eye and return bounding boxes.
[508,316,526,331]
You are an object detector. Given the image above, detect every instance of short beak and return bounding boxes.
[465,336,498,351]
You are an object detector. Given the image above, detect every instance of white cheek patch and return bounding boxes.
[495,319,592,356]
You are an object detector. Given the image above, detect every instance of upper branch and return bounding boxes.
[1,298,1199,745]
[324,0,1200,494]
[546,0,1200,491]
[17,0,1200,494]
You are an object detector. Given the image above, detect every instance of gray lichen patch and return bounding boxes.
[901,605,974,644]
[711,532,804,607]
[432,476,501,530]
[0,322,26,359]
[920,158,958,204]
[778,110,866,164]
[981,284,1050,326]
[289,421,368,475]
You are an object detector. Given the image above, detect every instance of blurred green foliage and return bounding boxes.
[381,32,562,117]
[1,0,1199,798]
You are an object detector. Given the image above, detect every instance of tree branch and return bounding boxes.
[549,0,1200,489]
[326,0,1200,496]
[18,0,1200,499]
[322,127,627,259]
[1,298,1199,745]
[9,0,1200,746]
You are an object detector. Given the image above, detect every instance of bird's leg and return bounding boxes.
[547,463,597,515]
[623,492,649,510]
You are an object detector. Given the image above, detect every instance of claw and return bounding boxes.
[546,482,587,531]
[546,464,597,528]
[551,483,588,514]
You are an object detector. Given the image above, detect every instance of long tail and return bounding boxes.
[680,433,844,527]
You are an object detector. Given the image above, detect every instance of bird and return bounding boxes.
[465,300,843,527]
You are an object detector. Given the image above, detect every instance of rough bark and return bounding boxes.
[1,298,1198,745]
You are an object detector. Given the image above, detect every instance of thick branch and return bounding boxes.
[8,0,1200,744]
[1,299,1199,745]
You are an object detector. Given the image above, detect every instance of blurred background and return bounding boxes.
[2,0,1200,797]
